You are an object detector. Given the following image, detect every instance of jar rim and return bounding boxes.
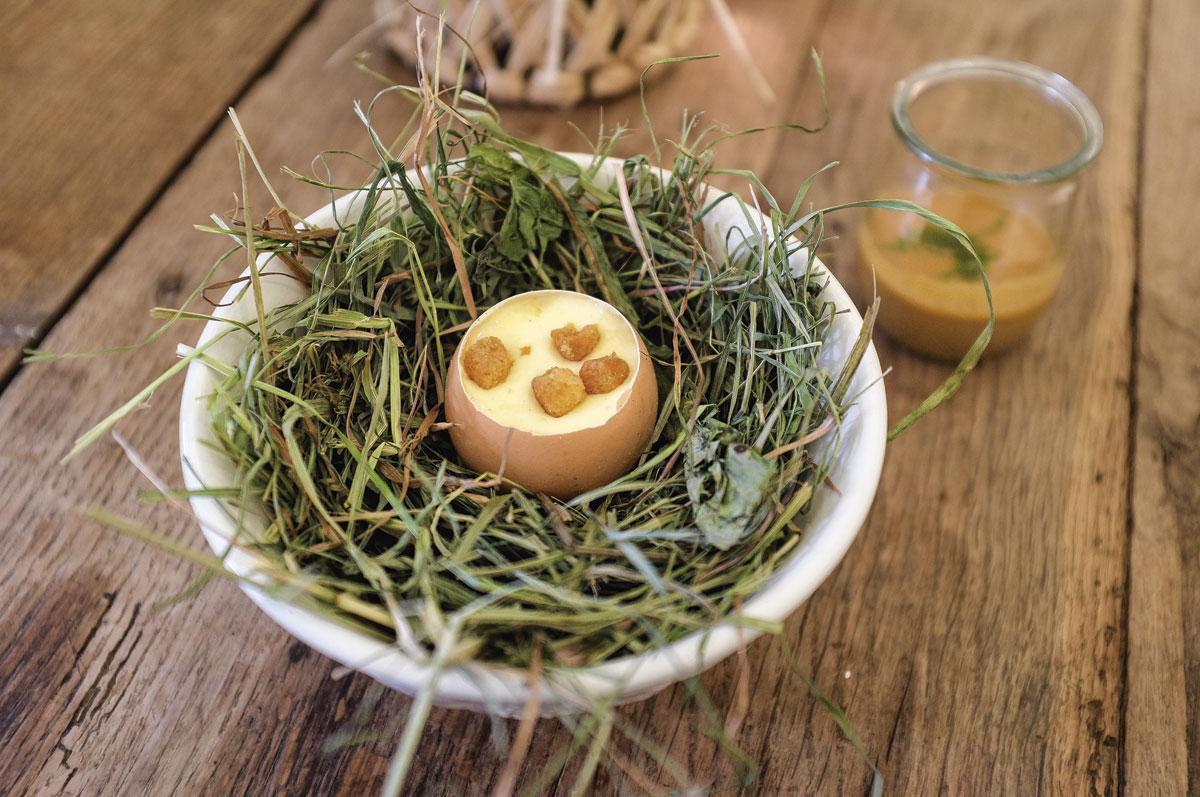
[891,56,1103,184]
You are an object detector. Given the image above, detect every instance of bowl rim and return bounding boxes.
[179,152,887,713]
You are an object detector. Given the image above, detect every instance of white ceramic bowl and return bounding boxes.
[179,155,887,716]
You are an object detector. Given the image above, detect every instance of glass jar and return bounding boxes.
[857,57,1103,360]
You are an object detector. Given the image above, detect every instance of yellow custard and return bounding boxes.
[459,290,641,434]
[857,188,1063,360]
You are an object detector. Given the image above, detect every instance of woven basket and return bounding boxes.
[377,0,704,107]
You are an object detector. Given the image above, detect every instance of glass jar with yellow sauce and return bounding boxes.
[858,57,1102,360]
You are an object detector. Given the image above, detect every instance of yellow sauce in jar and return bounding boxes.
[857,189,1063,360]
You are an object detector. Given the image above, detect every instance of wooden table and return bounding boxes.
[1,0,1195,794]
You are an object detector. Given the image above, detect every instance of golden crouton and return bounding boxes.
[462,336,512,389]
[579,353,631,394]
[532,367,586,417]
[550,323,600,361]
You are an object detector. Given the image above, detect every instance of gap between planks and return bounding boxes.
[1117,0,1154,792]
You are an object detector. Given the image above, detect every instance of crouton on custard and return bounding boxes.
[579,353,631,395]
[550,323,600,361]
[531,367,586,417]
[462,336,512,389]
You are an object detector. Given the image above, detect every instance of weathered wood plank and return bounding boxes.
[0,0,320,383]
[1124,0,1200,791]
[744,0,1143,793]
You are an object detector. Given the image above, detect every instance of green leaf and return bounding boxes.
[463,116,581,178]
[466,141,519,180]
[686,420,777,550]
[469,143,565,262]
[498,170,565,262]
[916,223,994,279]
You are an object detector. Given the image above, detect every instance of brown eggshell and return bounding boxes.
[445,331,658,500]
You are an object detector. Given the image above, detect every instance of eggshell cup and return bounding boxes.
[444,290,658,499]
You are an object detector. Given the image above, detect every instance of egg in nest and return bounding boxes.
[444,290,658,499]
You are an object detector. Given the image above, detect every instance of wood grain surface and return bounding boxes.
[0,0,320,383]
[0,0,1193,794]
[1125,0,1200,791]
